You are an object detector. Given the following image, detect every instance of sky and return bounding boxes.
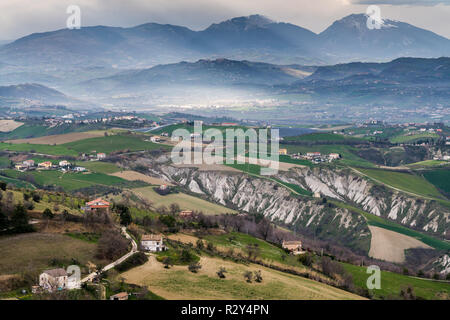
[1,0,450,40]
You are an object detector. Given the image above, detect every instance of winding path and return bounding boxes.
[81,226,137,283]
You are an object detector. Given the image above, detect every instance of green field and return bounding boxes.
[343,262,450,300]
[0,125,48,140]
[78,161,122,174]
[423,169,450,195]
[390,132,439,144]
[0,174,36,189]
[357,168,446,199]
[63,135,170,154]
[332,200,450,251]
[283,133,361,142]
[408,160,450,168]
[0,233,102,275]
[0,142,77,156]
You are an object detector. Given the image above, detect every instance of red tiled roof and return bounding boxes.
[86,198,110,208]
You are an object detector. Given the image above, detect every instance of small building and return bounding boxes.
[74,166,86,172]
[282,240,303,255]
[279,148,288,155]
[179,210,193,218]
[110,292,128,300]
[150,136,161,143]
[83,198,110,214]
[38,161,52,169]
[97,153,106,160]
[23,160,35,167]
[328,153,340,160]
[39,268,68,292]
[15,164,28,172]
[59,160,70,167]
[306,152,321,158]
[141,234,166,252]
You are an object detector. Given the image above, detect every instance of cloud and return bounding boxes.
[351,0,450,6]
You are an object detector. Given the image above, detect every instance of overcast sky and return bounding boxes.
[1,0,449,40]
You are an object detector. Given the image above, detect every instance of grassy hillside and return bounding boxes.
[0,233,101,275]
[356,168,446,199]
[332,201,450,251]
[343,262,450,300]
[63,135,169,154]
[390,132,439,144]
[283,133,361,142]
[0,142,77,156]
[423,169,450,195]
[2,169,147,191]
[123,255,363,300]
[78,161,122,174]
[132,186,235,215]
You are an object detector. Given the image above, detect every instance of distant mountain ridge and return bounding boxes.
[1,13,449,68]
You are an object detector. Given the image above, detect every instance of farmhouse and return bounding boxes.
[141,234,166,252]
[83,198,110,214]
[38,161,52,169]
[282,240,303,255]
[39,268,68,292]
[150,136,161,143]
[110,292,128,300]
[59,160,70,167]
[279,148,288,155]
[328,153,340,160]
[97,153,106,160]
[23,160,35,167]
[179,210,194,218]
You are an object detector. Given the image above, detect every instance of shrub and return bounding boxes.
[254,270,263,283]
[298,253,313,267]
[115,252,148,272]
[188,262,202,273]
[43,208,54,220]
[243,271,253,283]
[217,267,227,279]
[196,239,204,250]
[162,256,173,269]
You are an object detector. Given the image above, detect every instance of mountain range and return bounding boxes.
[1,13,449,68]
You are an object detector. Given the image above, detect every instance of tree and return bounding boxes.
[120,211,132,226]
[254,270,263,283]
[243,271,253,283]
[196,239,205,250]
[169,203,180,215]
[11,204,29,228]
[96,231,129,260]
[43,208,54,220]
[298,253,313,267]
[162,256,173,269]
[0,209,8,230]
[245,244,260,260]
[217,267,227,279]
[180,249,195,263]
[0,181,6,191]
[188,262,202,273]
[257,218,273,241]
